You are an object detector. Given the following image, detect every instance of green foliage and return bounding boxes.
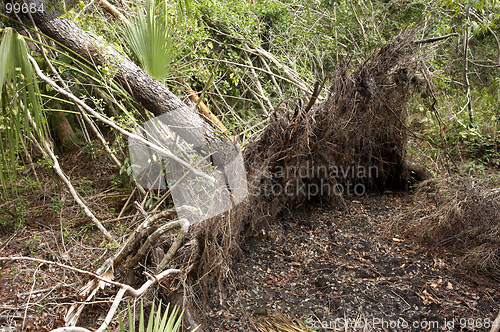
[0,199,29,228]
[0,28,48,196]
[26,235,40,254]
[122,0,193,82]
[49,195,64,214]
[117,299,198,332]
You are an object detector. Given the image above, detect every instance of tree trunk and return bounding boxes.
[51,109,79,152]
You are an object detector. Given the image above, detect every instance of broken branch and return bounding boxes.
[413,33,460,44]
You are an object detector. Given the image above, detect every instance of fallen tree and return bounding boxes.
[18,3,431,330]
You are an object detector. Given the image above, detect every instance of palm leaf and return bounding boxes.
[0,28,48,197]
[117,299,198,332]
[122,0,190,82]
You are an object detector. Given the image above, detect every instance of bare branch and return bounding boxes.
[98,0,130,24]
[413,33,460,44]
[244,49,273,113]
[125,219,183,268]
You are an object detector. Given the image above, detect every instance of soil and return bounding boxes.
[0,153,499,332]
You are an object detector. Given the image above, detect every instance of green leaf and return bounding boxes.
[0,28,48,197]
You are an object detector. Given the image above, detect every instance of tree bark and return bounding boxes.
[51,109,79,152]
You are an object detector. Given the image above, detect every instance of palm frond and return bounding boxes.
[0,28,48,196]
[122,0,189,82]
[118,299,198,332]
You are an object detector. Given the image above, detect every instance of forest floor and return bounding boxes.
[204,193,500,332]
[0,152,499,332]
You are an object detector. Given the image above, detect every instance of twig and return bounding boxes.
[0,257,122,289]
[259,55,282,97]
[240,78,270,114]
[117,188,135,219]
[134,201,148,217]
[0,230,19,253]
[19,132,40,182]
[17,282,78,296]
[349,0,367,49]
[22,265,40,331]
[195,50,223,112]
[150,169,192,212]
[461,7,473,124]
[91,83,118,117]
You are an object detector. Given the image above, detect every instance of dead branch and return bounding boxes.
[181,81,228,133]
[156,219,190,273]
[413,33,460,44]
[240,78,270,114]
[98,0,130,24]
[125,219,182,268]
[244,49,273,112]
[259,55,283,97]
